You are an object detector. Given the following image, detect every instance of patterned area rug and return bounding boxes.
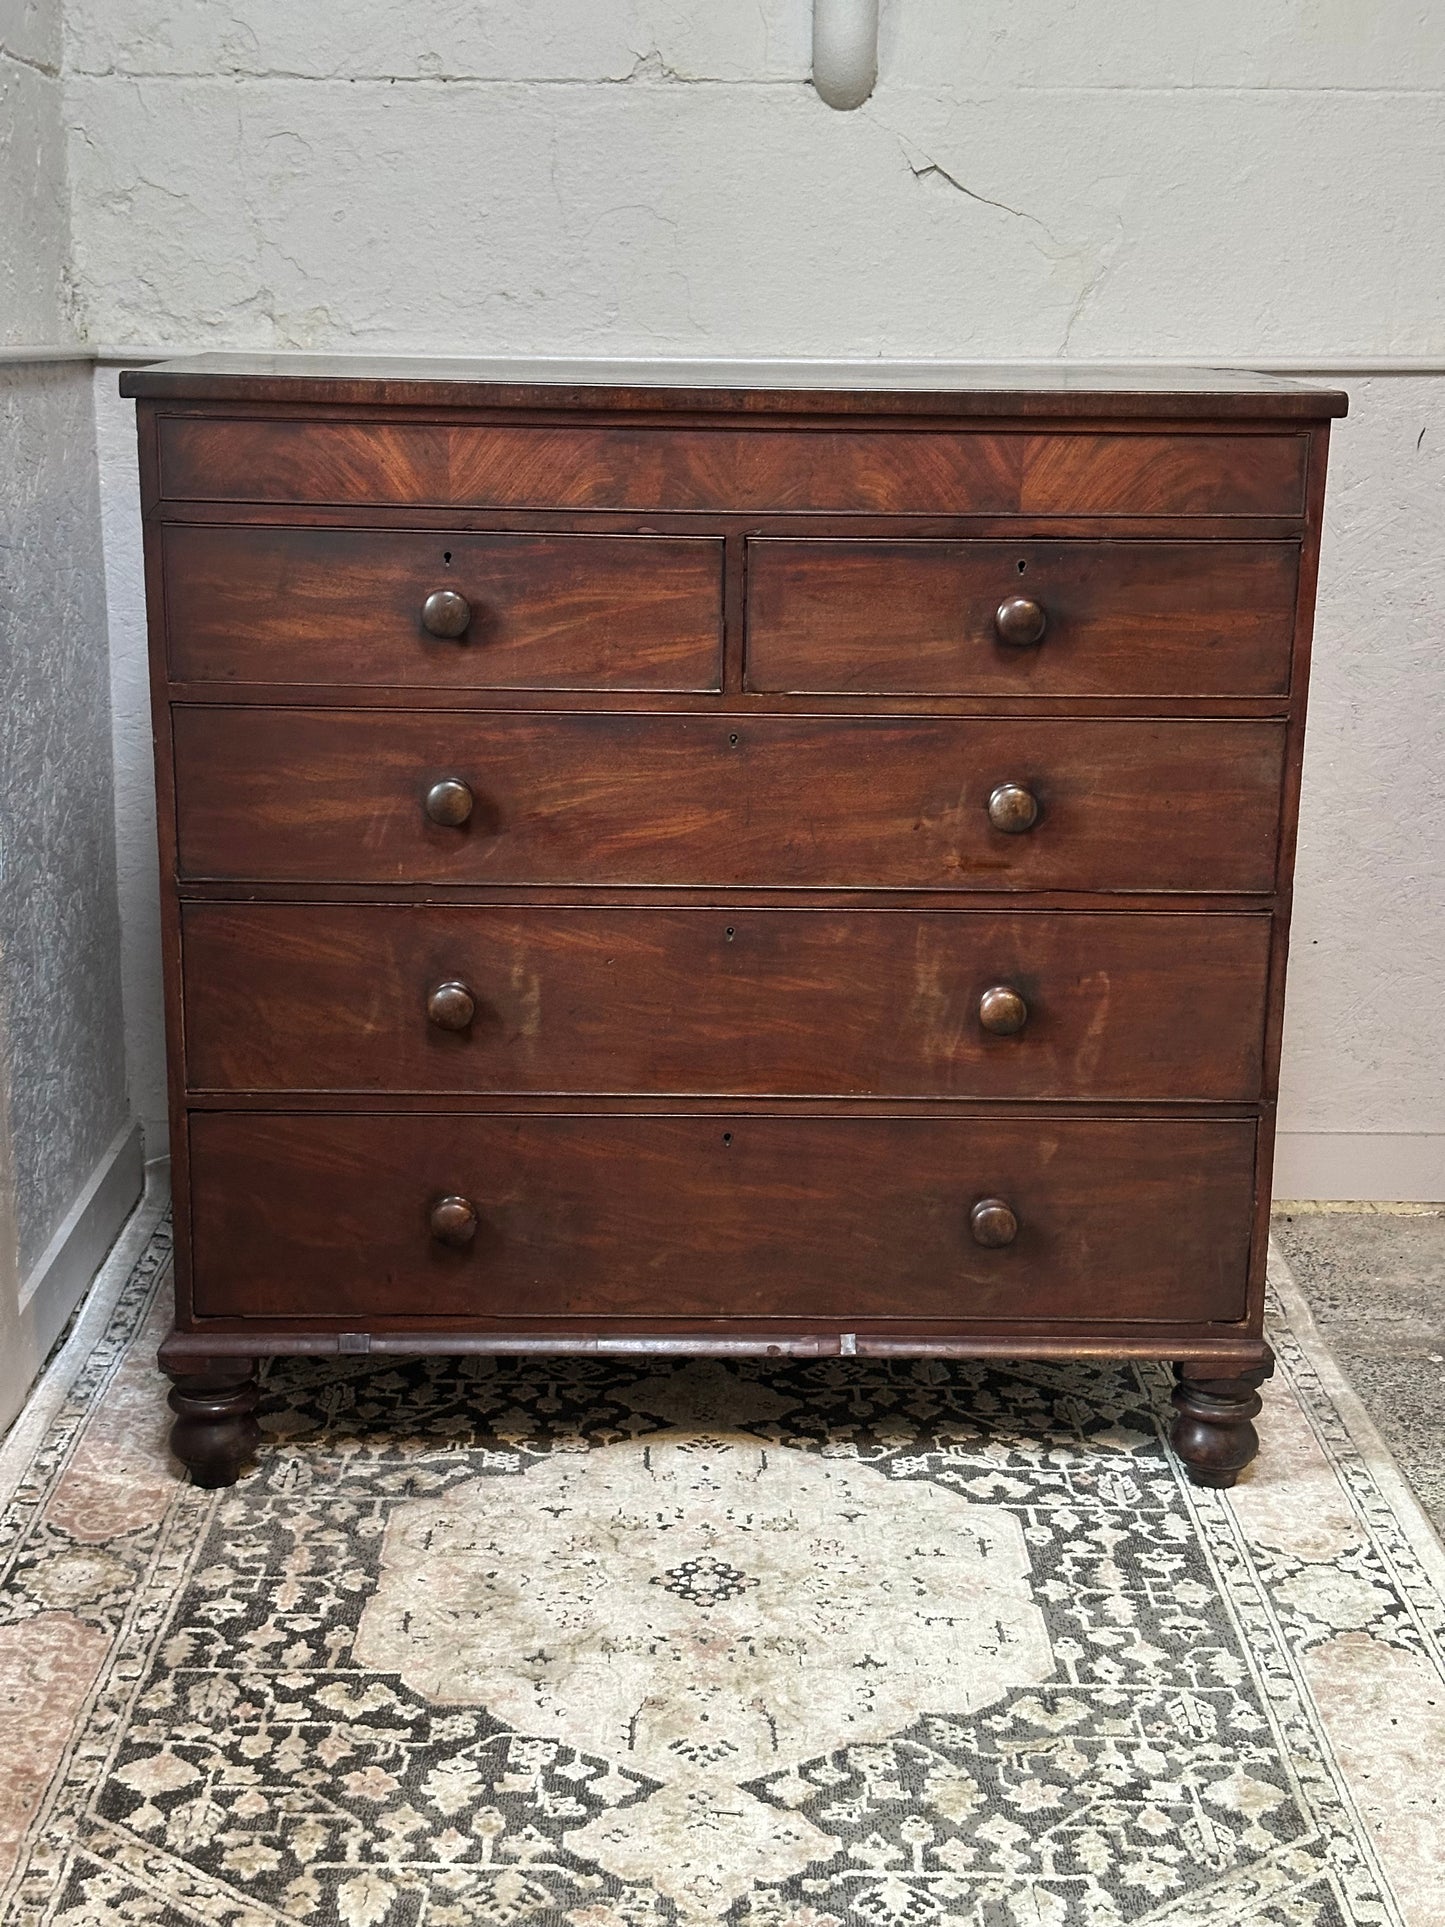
[2,1194,1444,1927]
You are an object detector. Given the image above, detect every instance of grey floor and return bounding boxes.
[1273,1203,1445,1535]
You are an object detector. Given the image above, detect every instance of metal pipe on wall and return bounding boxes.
[812,0,879,109]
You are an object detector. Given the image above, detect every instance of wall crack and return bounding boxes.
[63,63,806,87]
[886,130,1067,252]
[1059,213,1126,354]
[1,40,62,80]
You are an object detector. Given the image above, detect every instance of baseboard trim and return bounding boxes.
[16,1121,146,1366]
[1272,1132,1445,1204]
[0,1164,168,1498]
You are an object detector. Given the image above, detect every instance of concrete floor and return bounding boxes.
[1273,1202,1445,1535]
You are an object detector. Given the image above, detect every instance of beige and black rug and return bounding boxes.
[2,1192,1444,1927]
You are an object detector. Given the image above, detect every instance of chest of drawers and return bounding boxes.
[122,357,1345,1490]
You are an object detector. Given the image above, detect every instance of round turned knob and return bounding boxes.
[429,1195,479,1247]
[970,1197,1019,1248]
[427,980,476,1031]
[987,782,1040,835]
[994,595,1047,647]
[979,985,1029,1035]
[424,778,474,827]
[421,589,472,639]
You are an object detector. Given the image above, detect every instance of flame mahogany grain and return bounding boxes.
[154,416,1310,517]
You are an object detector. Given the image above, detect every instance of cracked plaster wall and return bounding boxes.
[2,0,132,1425]
[55,1,1445,1191]
[57,1,1445,358]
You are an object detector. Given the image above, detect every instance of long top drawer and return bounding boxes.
[154,417,1309,516]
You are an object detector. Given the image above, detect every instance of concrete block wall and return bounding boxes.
[65,0,1445,1199]
[57,1,1445,359]
[2,0,1441,1242]
[1,0,71,335]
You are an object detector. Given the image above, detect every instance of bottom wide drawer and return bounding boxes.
[187,1112,1256,1324]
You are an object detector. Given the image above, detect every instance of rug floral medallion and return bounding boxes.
[1,1218,1443,1927]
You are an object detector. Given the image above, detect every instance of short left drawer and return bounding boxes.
[161,526,724,692]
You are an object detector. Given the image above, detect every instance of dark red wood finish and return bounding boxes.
[187,1111,1258,1324]
[163,526,724,690]
[154,416,1310,517]
[171,709,1287,893]
[120,357,1350,420]
[746,539,1299,697]
[181,904,1272,1101]
[124,356,1343,1490]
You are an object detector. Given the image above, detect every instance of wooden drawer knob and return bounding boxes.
[987,782,1040,834]
[421,589,472,639]
[424,777,474,827]
[970,1197,1019,1248]
[979,985,1028,1035]
[427,980,476,1030]
[994,595,1047,647]
[430,1194,479,1246]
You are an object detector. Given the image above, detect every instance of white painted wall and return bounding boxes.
[1276,376,1445,1198]
[53,2,1445,1196]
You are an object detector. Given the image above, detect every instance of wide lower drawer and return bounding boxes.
[156,416,1308,516]
[172,710,1286,892]
[162,527,724,691]
[746,539,1298,697]
[186,1112,1257,1322]
[182,905,1272,1100]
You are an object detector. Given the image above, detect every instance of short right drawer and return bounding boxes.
[746,539,1299,696]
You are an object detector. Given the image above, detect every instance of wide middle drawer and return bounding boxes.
[162,526,724,691]
[181,904,1271,1100]
[172,709,1286,892]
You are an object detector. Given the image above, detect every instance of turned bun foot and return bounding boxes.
[1169,1349,1275,1488]
[161,1354,262,1488]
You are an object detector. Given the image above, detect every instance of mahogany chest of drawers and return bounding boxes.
[121,357,1345,1489]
